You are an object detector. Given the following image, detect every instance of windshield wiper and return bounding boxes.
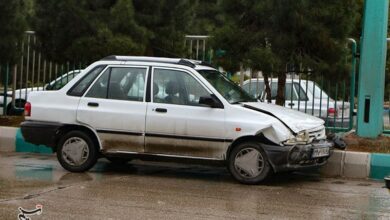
[231,100,246,104]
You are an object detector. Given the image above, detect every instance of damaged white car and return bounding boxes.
[21,56,333,184]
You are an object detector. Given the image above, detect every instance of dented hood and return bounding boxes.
[243,102,324,134]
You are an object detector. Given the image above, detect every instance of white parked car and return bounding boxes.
[242,78,350,127]
[21,56,333,184]
[0,70,81,115]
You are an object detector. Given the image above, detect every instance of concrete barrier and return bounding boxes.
[342,151,371,179]
[370,153,390,180]
[0,127,17,152]
[320,150,345,177]
[15,128,52,154]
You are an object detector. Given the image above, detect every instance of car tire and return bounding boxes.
[228,141,271,184]
[57,130,98,172]
[6,100,26,116]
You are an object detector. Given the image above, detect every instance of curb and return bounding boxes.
[0,127,17,152]
[1,126,389,179]
[370,153,390,179]
[15,128,52,154]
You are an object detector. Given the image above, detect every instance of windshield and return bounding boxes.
[198,70,256,104]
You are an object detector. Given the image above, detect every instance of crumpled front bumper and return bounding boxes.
[262,140,334,173]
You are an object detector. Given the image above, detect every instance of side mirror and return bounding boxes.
[199,95,223,108]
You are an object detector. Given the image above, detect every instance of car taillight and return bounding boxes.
[328,108,337,117]
[24,102,31,116]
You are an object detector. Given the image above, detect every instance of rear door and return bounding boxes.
[76,65,148,153]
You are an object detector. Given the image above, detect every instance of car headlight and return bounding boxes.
[284,131,310,145]
[295,131,309,142]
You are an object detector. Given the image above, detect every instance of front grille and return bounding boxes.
[308,127,326,140]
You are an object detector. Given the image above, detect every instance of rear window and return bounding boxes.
[67,65,106,96]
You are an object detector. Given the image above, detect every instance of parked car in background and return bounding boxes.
[21,56,333,185]
[0,70,82,115]
[242,78,350,127]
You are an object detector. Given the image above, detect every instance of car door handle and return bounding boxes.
[155,108,167,113]
[288,103,295,106]
[88,102,99,107]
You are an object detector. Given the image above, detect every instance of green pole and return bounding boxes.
[347,38,357,131]
[3,63,9,115]
[356,0,389,137]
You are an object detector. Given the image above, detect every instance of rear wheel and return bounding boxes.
[228,141,271,184]
[57,130,98,172]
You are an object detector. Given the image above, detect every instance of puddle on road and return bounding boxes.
[357,183,372,186]
[15,163,54,182]
[0,157,108,186]
[331,180,345,184]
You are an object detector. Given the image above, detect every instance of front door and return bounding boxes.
[77,65,148,153]
[145,67,227,159]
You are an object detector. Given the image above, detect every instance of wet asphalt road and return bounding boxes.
[0,152,389,220]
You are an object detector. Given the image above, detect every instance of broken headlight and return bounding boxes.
[284,131,311,145]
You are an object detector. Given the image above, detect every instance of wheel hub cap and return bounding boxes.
[62,137,89,166]
[234,148,264,178]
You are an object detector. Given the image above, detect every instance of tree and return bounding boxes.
[34,0,147,62]
[133,0,196,57]
[0,0,27,63]
[213,0,359,105]
[190,0,224,35]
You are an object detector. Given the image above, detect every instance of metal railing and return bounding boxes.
[381,38,390,134]
[0,32,88,115]
[238,39,358,133]
[185,35,211,61]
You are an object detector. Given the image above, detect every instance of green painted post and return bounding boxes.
[3,64,9,115]
[356,0,389,137]
[347,39,357,131]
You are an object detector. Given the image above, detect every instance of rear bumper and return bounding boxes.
[20,121,62,148]
[263,140,334,172]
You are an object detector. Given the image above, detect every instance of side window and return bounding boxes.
[285,83,298,101]
[294,83,309,101]
[86,68,110,99]
[108,67,146,101]
[86,67,147,101]
[270,82,277,99]
[153,68,210,106]
[268,82,298,100]
[243,81,264,98]
[68,66,105,96]
[51,72,80,90]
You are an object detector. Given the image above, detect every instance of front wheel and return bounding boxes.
[57,131,98,172]
[228,141,271,184]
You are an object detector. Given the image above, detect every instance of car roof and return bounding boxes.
[243,78,314,84]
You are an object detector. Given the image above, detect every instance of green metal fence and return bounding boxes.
[239,39,358,133]
[0,32,89,116]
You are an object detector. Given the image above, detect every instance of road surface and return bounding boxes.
[0,152,389,219]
